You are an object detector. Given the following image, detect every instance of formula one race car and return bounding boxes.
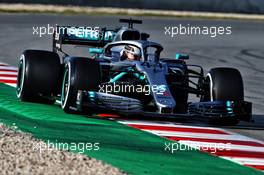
[16,18,252,125]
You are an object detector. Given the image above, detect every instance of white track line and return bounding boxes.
[0,71,18,75]
[5,83,16,87]
[222,157,264,165]
[0,77,17,80]
[144,130,259,142]
[119,120,229,131]
[0,66,18,70]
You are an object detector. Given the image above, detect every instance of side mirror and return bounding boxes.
[175,53,189,60]
[89,48,103,54]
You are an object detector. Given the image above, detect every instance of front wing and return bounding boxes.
[76,90,252,122]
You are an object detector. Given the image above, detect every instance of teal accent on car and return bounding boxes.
[89,48,104,54]
[176,53,180,60]
[226,101,234,114]
[104,31,115,41]
[110,72,127,83]
[68,29,115,42]
[226,101,232,107]
[68,29,98,40]
[134,73,145,80]
[89,91,95,98]
[175,53,189,60]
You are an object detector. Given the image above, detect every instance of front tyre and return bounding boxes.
[61,57,101,113]
[16,50,61,104]
[202,67,244,125]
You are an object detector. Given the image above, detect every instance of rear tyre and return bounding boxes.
[202,67,244,125]
[16,50,61,104]
[61,57,101,113]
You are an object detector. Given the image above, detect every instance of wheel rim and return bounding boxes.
[16,55,25,98]
[61,63,71,109]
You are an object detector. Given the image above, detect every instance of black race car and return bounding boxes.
[16,19,252,125]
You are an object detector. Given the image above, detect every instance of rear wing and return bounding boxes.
[52,26,115,52]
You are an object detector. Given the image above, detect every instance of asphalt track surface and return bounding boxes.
[0,13,263,142]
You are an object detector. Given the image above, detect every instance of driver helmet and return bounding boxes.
[123,45,141,60]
